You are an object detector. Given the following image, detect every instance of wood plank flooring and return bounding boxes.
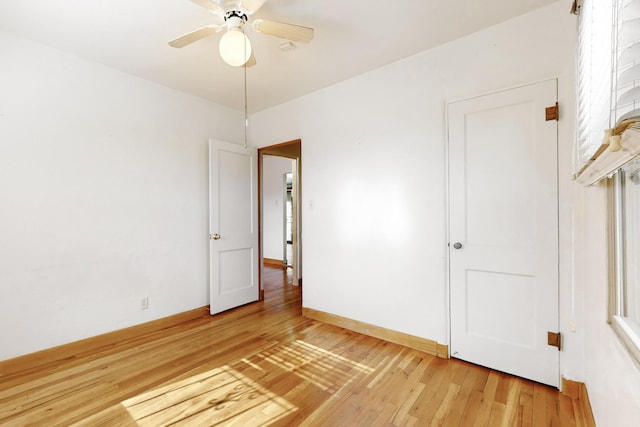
[0,266,588,426]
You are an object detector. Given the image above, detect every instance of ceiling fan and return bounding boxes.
[169,0,315,67]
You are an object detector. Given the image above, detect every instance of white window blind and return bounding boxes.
[614,0,640,125]
[575,0,640,186]
[575,0,613,175]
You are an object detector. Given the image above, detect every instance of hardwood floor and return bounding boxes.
[0,266,588,426]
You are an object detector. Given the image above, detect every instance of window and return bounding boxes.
[576,0,640,361]
[610,159,640,362]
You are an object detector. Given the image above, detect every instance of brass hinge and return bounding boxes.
[545,102,559,121]
[547,331,562,351]
[570,0,582,15]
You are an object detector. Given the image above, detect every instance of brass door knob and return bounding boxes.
[210,233,221,240]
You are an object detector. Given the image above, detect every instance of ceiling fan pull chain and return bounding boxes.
[244,26,249,149]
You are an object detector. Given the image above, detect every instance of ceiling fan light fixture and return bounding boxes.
[170,1,315,68]
[219,28,252,66]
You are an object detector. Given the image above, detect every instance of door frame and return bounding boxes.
[283,171,294,267]
[258,139,302,298]
[445,79,561,384]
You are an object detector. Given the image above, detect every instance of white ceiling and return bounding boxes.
[0,0,558,113]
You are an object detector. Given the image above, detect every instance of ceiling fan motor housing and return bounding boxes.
[224,10,248,29]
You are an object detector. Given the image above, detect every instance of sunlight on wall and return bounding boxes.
[337,178,411,245]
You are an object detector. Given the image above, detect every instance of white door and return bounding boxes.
[448,80,559,387]
[209,139,259,315]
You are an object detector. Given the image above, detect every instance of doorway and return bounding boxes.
[258,139,302,296]
[283,172,294,268]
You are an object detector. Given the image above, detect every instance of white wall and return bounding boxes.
[262,155,293,261]
[0,31,244,360]
[252,1,575,346]
[575,181,640,425]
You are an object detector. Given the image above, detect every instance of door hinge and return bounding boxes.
[545,102,559,121]
[547,331,561,351]
[570,0,582,15]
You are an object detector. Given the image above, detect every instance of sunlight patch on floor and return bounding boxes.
[95,339,377,426]
[256,340,375,392]
[121,365,297,426]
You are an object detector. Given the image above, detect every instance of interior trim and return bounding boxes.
[561,376,582,399]
[562,377,596,426]
[0,306,210,378]
[302,307,448,358]
[263,258,286,269]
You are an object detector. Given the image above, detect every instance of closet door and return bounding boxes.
[448,79,559,387]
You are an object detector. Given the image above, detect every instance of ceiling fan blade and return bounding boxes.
[168,25,223,48]
[190,0,223,14]
[252,19,314,43]
[243,0,267,14]
[245,51,257,67]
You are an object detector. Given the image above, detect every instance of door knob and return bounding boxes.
[453,242,463,249]
[210,233,221,240]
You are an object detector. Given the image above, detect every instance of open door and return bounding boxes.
[209,139,259,315]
